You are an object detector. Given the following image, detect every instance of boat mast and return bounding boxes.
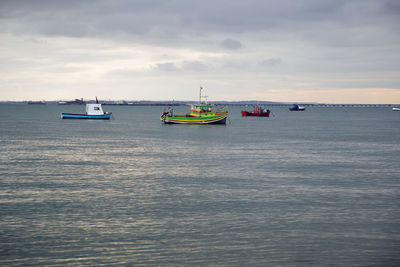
[199,86,208,104]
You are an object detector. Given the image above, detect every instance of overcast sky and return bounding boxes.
[1,0,399,103]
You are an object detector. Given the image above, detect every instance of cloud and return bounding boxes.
[0,0,399,103]
[155,61,207,72]
[182,61,207,71]
[1,1,399,48]
[259,58,282,67]
[155,62,179,72]
[220,38,242,50]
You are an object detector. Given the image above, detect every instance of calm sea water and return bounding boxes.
[0,104,399,266]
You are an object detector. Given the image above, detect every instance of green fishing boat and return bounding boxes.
[160,87,228,124]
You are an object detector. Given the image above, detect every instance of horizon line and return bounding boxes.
[0,100,398,106]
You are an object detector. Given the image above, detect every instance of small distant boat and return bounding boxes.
[393,107,400,111]
[160,87,228,124]
[289,104,306,111]
[61,97,112,119]
[241,105,270,117]
[28,100,46,105]
[59,98,86,105]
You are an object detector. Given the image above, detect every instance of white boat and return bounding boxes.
[392,107,400,111]
[61,97,112,119]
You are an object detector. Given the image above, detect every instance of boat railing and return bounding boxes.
[163,112,193,117]
[214,106,227,113]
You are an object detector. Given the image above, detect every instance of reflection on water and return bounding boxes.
[0,105,399,265]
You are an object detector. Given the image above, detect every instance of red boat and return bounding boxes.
[241,105,270,117]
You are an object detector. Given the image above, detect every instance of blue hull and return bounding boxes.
[61,113,111,119]
[289,104,305,111]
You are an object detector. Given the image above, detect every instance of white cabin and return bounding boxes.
[86,103,105,115]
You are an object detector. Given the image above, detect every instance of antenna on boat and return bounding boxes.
[95,96,99,104]
[199,86,208,104]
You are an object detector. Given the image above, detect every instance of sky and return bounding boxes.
[0,0,399,103]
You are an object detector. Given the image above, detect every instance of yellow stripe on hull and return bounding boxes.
[161,113,227,124]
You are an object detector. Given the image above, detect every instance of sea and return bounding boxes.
[0,104,399,266]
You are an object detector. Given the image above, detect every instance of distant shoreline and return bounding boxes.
[0,101,397,107]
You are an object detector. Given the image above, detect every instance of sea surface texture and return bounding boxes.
[1,104,399,266]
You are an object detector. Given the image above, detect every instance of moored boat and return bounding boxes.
[28,100,46,105]
[393,107,400,111]
[59,98,86,105]
[160,87,228,124]
[241,105,270,117]
[289,104,306,111]
[61,97,112,119]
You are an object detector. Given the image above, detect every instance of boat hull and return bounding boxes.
[241,111,270,117]
[289,104,305,111]
[61,113,112,119]
[161,113,227,124]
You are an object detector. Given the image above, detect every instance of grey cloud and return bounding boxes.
[385,0,400,15]
[156,62,179,72]
[1,0,399,76]
[2,0,398,43]
[182,61,207,71]
[259,58,282,66]
[220,38,242,50]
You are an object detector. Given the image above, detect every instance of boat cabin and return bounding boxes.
[190,104,214,117]
[253,105,269,114]
[86,103,105,115]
